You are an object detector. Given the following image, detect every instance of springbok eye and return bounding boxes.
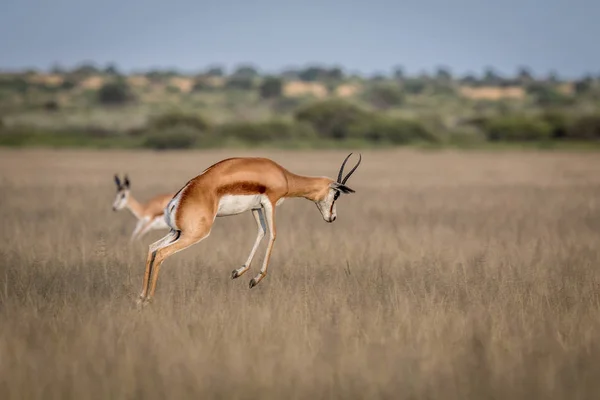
[333,191,340,201]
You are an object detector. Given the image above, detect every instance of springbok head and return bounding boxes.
[315,153,361,223]
[112,174,131,211]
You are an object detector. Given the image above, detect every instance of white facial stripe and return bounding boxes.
[315,188,338,222]
[113,190,129,210]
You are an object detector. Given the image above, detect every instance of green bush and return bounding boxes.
[60,79,77,90]
[191,79,215,92]
[146,112,211,132]
[567,114,600,140]
[364,84,404,110]
[217,120,316,143]
[402,79,427,95]
[295,100,370,140]
[225,77,254,91]
[0,76,28,93]
[271,97,304,114]
[142,125,200,150]
[349,115,436,144]
[526,83,573,106]
[44,100,59,112]
[446,129,487,147]
[484,115,552,142]
[259,77,283,99]
[540,110,571,139]
[97,80,133,105]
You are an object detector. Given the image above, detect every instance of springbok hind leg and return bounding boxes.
[138,230,180,304]
[137,228,210,305]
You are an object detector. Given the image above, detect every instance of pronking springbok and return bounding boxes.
[112,174,174,242]
[137,153,362,305]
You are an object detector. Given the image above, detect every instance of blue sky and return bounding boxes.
[0,0,597,78]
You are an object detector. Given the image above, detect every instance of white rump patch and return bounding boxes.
[164,184,188,230]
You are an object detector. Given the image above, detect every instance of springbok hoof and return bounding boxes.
[231,269,240,279]
[135,296,151,309]
[249,278,258,289]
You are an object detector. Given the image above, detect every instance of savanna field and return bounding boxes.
[1,148,600,399]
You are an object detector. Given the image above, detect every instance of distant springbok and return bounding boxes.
[137,153,361,305]
[112,174,174,242]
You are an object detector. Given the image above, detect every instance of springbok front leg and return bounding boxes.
[136,216,164,241]
[138,229,180,303]
[249,200,277,289]
[232,208,266,279]
[130,218,148,242]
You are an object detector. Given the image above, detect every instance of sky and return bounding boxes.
[0,0,598,78]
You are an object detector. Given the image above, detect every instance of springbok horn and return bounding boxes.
[341,153,361,184]
[337,153,354,183]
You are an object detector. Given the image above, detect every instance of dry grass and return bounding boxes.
[1,148,600,399]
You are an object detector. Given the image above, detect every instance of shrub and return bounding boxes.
[217,120,316,143]
[97,80,133,105]
[295,100,370,140]
[574,77,594,95]
[191,79,213,92]
[259,77,283,99]
[484,115,552,142]
[403,79,427,95]
[364,84,404,110]
[446,129,487,147]
[271,97,304,114]
[526,83,573,106]
[349,115,436,144]
[225,77,254,91]
[44,100,59,112]
[60,79,77,90]
[0,76,28,93]
[142,125,200,150]
[540,110,571,139]
[147,112,211,132]
[567,114,600,140]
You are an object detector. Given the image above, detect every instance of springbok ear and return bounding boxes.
[114,174,121,187]
[330,181,355,194]
[124,174,130,189]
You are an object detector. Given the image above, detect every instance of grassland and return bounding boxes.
[1,148,599,399]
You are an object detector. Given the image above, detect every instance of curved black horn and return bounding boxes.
[337,153,354,183]
[341,153,361,184]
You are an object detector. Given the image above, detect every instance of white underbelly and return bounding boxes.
[217,194,263,216]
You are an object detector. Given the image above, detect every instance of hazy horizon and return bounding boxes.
[1,0,598,78]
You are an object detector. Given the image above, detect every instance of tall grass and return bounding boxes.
[0,149,599,399]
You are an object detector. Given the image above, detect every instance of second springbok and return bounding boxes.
[112,174,174,242]
[137,153,362,305]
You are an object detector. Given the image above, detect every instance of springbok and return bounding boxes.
[137,153,362,305]
[112,174,174,242]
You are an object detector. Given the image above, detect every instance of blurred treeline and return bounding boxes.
[1,62,599,149]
